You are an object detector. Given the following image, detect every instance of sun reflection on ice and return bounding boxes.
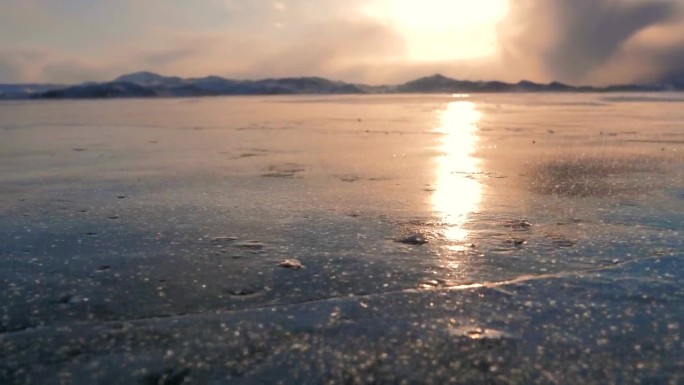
[432,100,483,247]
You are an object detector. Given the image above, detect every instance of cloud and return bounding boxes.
[0,49,44,83]
[126,32,277,78]
[240,19,406,82]
[103,16,405,84]
[0,48,78,83]
[497,0,684,84]
[3,0,684,85]
[273,2,287,11]
[0,47,127,84]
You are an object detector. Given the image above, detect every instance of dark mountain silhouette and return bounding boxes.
[39,82,157,99]
[0,71,680,99]
[114,71,184,87]
[0,83,65,99]
[397,74,581,93]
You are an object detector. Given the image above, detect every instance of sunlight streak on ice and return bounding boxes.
[432,101,483,247]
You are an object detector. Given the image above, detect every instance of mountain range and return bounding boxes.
[0,71,680,99]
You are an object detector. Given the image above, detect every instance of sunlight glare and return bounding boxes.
[432,101,482,245]
[363,0,510,61]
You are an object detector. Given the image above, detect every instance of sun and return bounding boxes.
[362,0,510,62]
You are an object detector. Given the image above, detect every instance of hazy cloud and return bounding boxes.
[2,0,684,84]
[608,20,684,84]
[497,0,684,84]
[0,47,124,84]
[241,19,406,82]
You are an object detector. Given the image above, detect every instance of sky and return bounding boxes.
[1,0,684,85]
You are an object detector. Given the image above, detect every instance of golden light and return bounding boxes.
[362,0,510,61]
[432,100,482,246]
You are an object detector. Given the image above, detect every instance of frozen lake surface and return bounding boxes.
[1,94,683,384]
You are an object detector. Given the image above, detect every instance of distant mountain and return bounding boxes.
[253,77,365,94]
[107,73,365,96]
[114,71,184,87]
[0,83,64,99]
[0,71,680,100]
[397,74,582,93]
[658,73,684,91]
[40,82,157,99]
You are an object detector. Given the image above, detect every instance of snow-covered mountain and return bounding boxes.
[397,74,583,93]
[114,71,184,87]
[101,72,365,96]
[0,71,681,99]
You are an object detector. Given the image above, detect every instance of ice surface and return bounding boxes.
[1,94,683,384]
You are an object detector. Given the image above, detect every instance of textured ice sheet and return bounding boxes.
[1,94,683,384]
